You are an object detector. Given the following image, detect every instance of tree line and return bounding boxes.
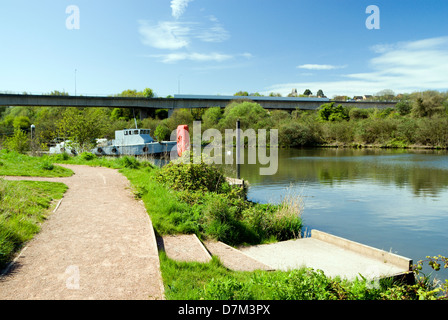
[1,89,447,153]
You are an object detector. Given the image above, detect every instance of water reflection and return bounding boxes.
[231,148,448,199]
[222,148,448,282]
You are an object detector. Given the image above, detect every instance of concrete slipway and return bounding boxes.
[162,230,413,282]
[238,230,413,281]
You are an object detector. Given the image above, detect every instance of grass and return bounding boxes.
[0,179,67,269]
[159,251,415,300]
[0,150,73,177]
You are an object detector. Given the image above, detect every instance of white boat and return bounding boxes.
[92,129,176,156]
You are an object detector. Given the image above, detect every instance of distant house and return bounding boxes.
[353,96,363,101]
[363,95,373,100]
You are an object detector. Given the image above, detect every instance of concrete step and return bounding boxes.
[156,234,274,272]
[203,240,274,272]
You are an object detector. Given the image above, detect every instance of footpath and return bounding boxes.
[0,165,164,300]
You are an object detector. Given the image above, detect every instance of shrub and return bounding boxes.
[318,103,349,122]
[156,161,226,193]
[395,100,412,116]
[3,129,29,154]
[414,116,448,147]
[39,159,54,171]
[349,108,369,120]
[355,118,398,144]
[80,152,96,161]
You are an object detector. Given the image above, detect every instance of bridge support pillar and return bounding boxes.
[168,108,175,117]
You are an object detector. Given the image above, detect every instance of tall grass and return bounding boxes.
[0,179,67,269]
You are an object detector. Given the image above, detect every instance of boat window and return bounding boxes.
[128,131,132,135]
[124,131,128,135]
[134,130,139,134]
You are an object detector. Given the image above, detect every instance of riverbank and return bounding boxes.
[1,150,447,300]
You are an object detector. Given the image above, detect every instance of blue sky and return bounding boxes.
[0,0,447,98]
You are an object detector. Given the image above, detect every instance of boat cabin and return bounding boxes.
[113,129,155,146]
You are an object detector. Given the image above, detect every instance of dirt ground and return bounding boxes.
[0,164,164,300]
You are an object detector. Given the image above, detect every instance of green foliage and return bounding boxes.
[80,152,96,161]
[13,116,31,131]
[166,109,194,130]
[202,107,222,130]
[318,102,349,122]
[119,156,140,169]
[57,108,108,152]
[219,101,270,130]
[411,91,445,118]
[303,89,312,96]
[3,128,29,154]
[278,119,320,147]
[156,161,226,193]
[349,107,369,120]
[154,124,171,142]
[161,254,438,300]
[395,100,412,116]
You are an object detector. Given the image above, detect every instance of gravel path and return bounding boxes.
[0,164,164,300]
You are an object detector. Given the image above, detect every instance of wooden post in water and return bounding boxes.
[236,119,241,179]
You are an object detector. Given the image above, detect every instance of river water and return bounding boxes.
[227,147,448,283]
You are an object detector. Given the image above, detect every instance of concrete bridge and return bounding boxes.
[0,93,396,118]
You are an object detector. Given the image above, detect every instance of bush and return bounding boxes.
[39,159,54,171]
[395,101,412,116]
[80,152,96,161]
[278,120,314,147]
[3,129,29,154]
[318,103,349,122]
[349,108,369,120]
[156,161,226,193]
[414,116,448,147]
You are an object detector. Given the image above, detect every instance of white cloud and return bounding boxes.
[139,17,230,49]
[150,52,232,63]
[297,64,346,70]
[267,36,448,97]
[150,52,252,64]
[171,0,193,19]
[195,16,230,43]
[138,21,191,50]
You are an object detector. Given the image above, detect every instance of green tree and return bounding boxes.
[318,102,349,122]
[317,89,325,98]
[411,91,445,118]
[303,89,312,96]
[13,116,31,131]
[154,125,171,142]
[234,91,249,96]
[57,108,108,152]
[219,101,270,130]
[4,128,29,153]
[202,107,222,130]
